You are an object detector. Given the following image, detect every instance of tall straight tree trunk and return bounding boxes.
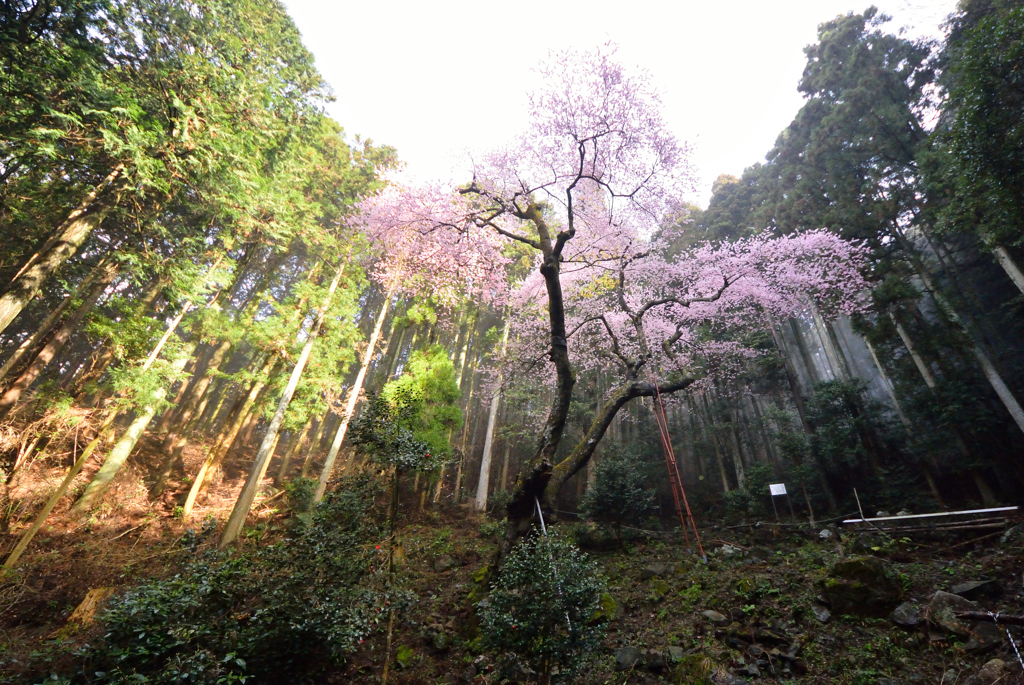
[454,347,482,502]
[697,393,731,493]
[160,254,282,454]
[71,350,192,513]
[434,317,478,503]
[890,311,938,388]
[275,415,313,485]
[992,245,1024,294]
[0,262,118,421]
[300,412,329,478]
[474,322,509,511]
[3,419,113,568]
[895,231,1024,435]
[313,287,395,503]
[0,165,124,335]
[180,356,278,517]
[0,255,114,384]
[220,262,347,547]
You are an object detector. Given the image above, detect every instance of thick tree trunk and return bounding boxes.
[544,376,696,504]
[0,262,118,421]
[313,289,394,503]
[220,262,346,547]
[0,165,123,335]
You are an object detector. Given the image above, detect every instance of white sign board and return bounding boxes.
[769,483,787,496]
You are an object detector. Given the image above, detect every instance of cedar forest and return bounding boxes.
[2,2,1024,684]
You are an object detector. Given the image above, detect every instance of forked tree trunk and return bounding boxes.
[0,165,124,335]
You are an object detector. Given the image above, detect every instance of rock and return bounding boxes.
[747,645,765,659]
[896,510,911,516]
[819,529,833,540]
[930,590,979,613]
[754,627,788,644]
[613,646,641,671]
[641,649,666,673]
[812,604,831,623]
[666,645,687,663]
[823,556,903,618]
[431,631,452,652]
[649,578,670,598]
[940,669,958,685]
[964,621,1003,653]
[891,602,920,628]
[434,556,458,572]
[734,663,761,678]
[591,592,618,622]
[951,580,1003,601]
[720,544,742,556]
[712,669,750,685]
[703,610,730,627]
[927,590,978,636]
[875,511,891,517]
[640,563,673,579]
[969,659,1013,685]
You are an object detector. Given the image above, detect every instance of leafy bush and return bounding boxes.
[54,479,388,684]
[579,450,656,529]
[480,532,605,684]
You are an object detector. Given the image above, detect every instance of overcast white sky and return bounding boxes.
[282,0,958,206]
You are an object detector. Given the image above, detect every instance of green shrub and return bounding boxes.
[579,451,656,529]
[52,479,388,684]
[480,532,605,684]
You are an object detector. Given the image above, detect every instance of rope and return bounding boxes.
[535,496,571,631]
[992,612,1024,670]
[648,375,707,562]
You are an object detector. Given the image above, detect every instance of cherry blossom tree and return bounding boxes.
[369,44,868,547]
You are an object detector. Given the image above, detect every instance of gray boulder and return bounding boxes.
[613,646,641,671]
[928,591,977,637]
[951,580,1002,601]
[964,621,1003,653]
[702,609,730,627]
[930,590,978,613]
[640,562,673,579]
[891,602,920,628]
